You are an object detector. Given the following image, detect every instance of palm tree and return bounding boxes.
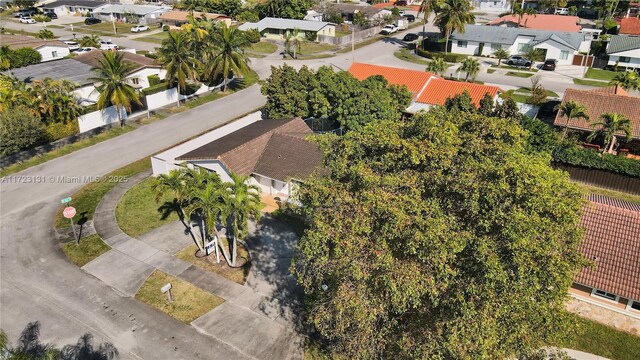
[0,45,11,70]
[79,35,100,48]
[554,100,589,139]
[434,0,475,54]
[204,23,251,92]
[522,47,544,70]
[224,173,261,266]
[514,6,537,27]
[418,0,441,50]
[36,29,55,39]
[284,28,303,59]
[89,52,142,127]
[588,113,632,153]
[153,168,189,223]
[460,57,480,81]
[493,47,509,66]
[610,71,639,91]
[188,180,228,257]
[157,31,200,104]
[427,57,447,76]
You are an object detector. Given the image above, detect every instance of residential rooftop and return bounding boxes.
[158,10,230,22]
[488,14,581,32]
[41,0,109,9]
[7,58,95,86]
[452,24,586,50]
[606,35,640,54]
[0,34,68,50]
[348,62,437,95]
[416,78,501,107]
[238,17,333,33]
[95,4,171,15]
[73,50,160,72]
[619,17,640,36]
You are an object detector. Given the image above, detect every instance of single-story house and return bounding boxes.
[2,34,70,62]
[238,17,335,40]
[472,0,511,13]
[326,4,392,23]
[40,0,108,16]
[488,14,581,32]
[158,10,232,28]
[607,35,640,70]
[619,17,640,36]
[304,10,324,22]
[9,50,165,105]
[451,25,591,65]
[553,86,640,141]
[348,62,502,113]
[94,4,172,25]
[570,194,640,326]
[153,115,324,198]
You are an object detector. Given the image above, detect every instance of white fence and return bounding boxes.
[145,80,231,111]
[78,106,127,133]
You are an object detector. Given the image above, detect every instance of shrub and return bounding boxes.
[236,9,259,22]
[9,47,42,68]
[305,31,317,42]
[243,29,261,43]
[45,122,78,142]
[162,25,169,31]
[142,81,170,96]
[32,14,51,23]
[553,145,640,178]
[415,48,466,63]
[147,74,161,86]
[36,29,55,39]
[0,108,46,157]
[143,52,158,59]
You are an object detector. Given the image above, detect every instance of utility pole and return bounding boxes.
[351,26,355,64]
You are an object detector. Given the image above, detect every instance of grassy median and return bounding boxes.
[61,234,111,267]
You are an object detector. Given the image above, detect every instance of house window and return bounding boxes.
[560,50,569,60]
[592,289,618,301]
[629,301,640,311]
[457,40,467,48]
[517,43,530,52]
[131,78,139,85]
[52,51,58,58]
[619,56,631,63]
[491,43,501,51]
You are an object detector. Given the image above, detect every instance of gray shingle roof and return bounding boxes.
[96,4,170,16]
[606,35,640,54]
[41,0,109,9]
[452,25,585,50]
[7,59,95,86]
[238,17,332,33]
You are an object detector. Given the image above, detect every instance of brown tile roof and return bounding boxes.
[587,85,630,96]
[348,62,437,96]
[177,118,323,181]
[488,14,581,32]
[619,17,640,35]
[416,78,502,107]
[73,50,159,73]
[575,194,640,300]
[159,10,230,22]
[553,88,640,139]
[1,34,67,50]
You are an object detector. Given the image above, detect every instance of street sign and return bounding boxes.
[61,197,72,204]
[63,206,76,219]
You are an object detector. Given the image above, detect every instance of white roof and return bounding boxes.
[97,4,171,16]
[238,17,333,32]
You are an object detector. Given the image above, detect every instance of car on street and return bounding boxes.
[43,12,58,19]
[75,47,97,54]
[99,40,118,50]
[554,7,569,15]
[85,17,102,25]
[13,9,35,17]
[19,16,36,24]
[395,0,408,5]
[381,24,398,35]
[63,40,80,51]
[403,14,416,22]
[506,55,531,67]
[542,59,557,71]
[131,25,149,32]
[403,33,419,42]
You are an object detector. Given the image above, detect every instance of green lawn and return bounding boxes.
[506,71,534,78]
[135,270,224,323]
[0,126,136,178]
[573,78,611,87]
[115,177,178,238]
[70,21,133,37]
[584,68,618,81]
[299,42,338,55]
[135,31,170,44]
[249,41,278,54]
[584,185,640,205]
[487,68,496,74]
[336,36,383,53]
[61,234,111,267]
[335,30,351,37]
[176,243,250,285]
[394,49,430,65]
[515,87,559,98]
[553,313,640,360]
[54,158,151,229]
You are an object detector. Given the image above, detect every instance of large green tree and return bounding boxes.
[258,0,311,19]
[0,107,46,157]
[292,107,585,359]
[588,112,632,153]
[204,23,250,91]
[157,30,201,101]
[609,71,639,91]
[434,0,474,54]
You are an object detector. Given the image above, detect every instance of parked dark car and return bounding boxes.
[13,10,34,17]
[403,33,419,42]
[542,59,557,71]
[403,14,415,22]
[577,8,598,19]
[506,55,532,67]
[44,12,58,19]
[85,17,102,25]
[395,0,408,5]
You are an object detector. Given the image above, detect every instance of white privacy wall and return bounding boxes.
[78,106,127,133]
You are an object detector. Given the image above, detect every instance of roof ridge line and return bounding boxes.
[217,118,301,161]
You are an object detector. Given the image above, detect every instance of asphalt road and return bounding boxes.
[0,85,265,359]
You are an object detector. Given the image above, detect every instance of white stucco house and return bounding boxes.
[606,35,640,70]
[472,0,511,13]
[238,17,335,40]
[94,4,172,25]
[2,34,70,63]
[40,0,109,16]
[450,25,591,65]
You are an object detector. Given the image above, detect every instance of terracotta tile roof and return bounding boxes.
[587,85,630,96]
[73,50,159,73]
[416,78,502,107]
[488,14,581,32]
[1,34,67,50]
[348,62,437,96]
[619,17,640,35]
[553,88,640,139]
[575,194,640,300]
[177,118,323,181]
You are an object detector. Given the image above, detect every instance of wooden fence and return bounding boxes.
[554,164,640,195]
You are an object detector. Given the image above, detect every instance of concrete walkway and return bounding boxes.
[88,173,304,359]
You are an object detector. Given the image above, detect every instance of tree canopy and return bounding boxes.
[261,65,412,130]
[292,107,585,359]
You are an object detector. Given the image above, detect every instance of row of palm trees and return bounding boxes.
[153,167,261,267]
[556,101,632,153]
[427,57,479,81]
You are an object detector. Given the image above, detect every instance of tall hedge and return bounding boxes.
[553,145,640,178]
[8,48,42,69]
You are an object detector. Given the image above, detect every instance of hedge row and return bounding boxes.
[553,145,640,178]
[415,48,467,63]
[142,81,170,96]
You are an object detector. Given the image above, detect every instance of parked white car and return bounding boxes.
[131,25,149,33]
[76,47,97,54]
[381,24,398,35]
[63,40,80,51]
[99,40,118,50]
[19,16,36,24]
[554,7,569,15]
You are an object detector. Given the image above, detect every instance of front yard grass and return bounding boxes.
[553,313,640,360]
[584,184,640,205]
[394,49,429,65]
[61,234,111,267]
[134,30,169,44]
[54,158,151,229]
[298,42,338,57]
[135,270,224,323]
[573,78,610,87]
[515,87,559,98]
[248,41,278,54]
[116,177,178,238]
[71,21,133,37]
[336,35,384,53]
[584,68,618,81]
[176,243,250,285]
[505,71,534,78]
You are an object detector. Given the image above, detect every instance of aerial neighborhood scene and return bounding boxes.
[2,0,640,357]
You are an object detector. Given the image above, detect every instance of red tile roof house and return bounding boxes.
[348,63,502,114]
[619,17,640,36]
[568,194,640,333]
[488,14,582,32]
